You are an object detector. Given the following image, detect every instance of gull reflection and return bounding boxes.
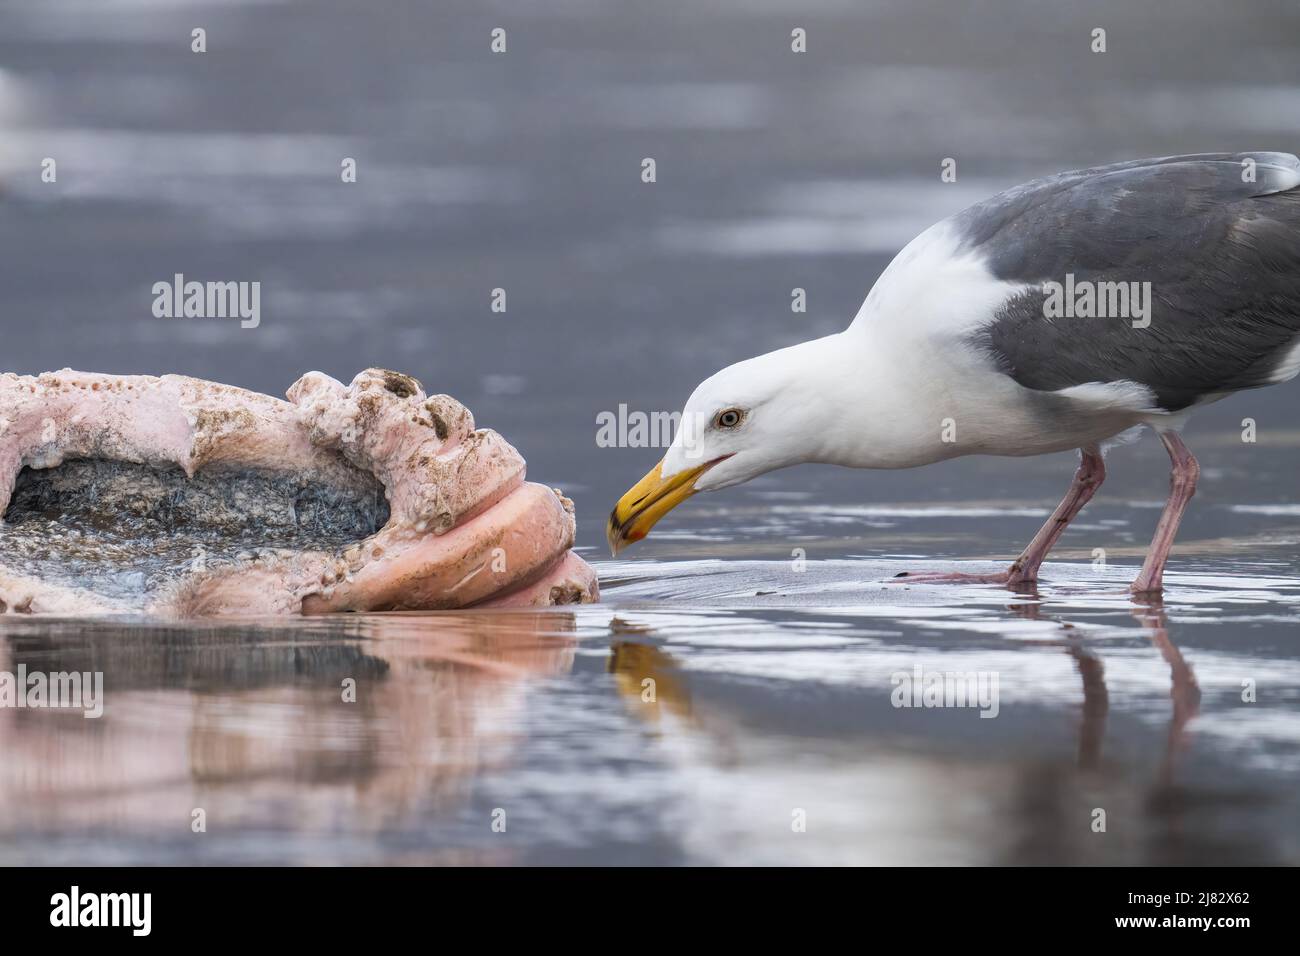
[1003,592,1199,778]
[608,619,693,727]
[1002,594,1108,771]
[1131,595,1201,784]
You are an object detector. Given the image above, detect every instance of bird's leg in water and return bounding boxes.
[892,446,1105,586]
[1129,432,1199,594]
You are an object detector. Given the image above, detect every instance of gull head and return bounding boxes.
[607,335,844,555]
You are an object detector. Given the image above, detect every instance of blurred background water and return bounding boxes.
[1,0,1298,864]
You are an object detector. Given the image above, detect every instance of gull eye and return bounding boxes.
[714,408,745,429]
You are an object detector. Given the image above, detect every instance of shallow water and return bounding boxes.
[2,522,1298,865]
[1,0,1299,864]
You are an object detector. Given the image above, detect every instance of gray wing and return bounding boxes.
[959,152,1300,410]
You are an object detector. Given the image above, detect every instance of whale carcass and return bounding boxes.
[0,368,598,616]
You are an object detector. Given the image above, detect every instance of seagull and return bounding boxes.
[607,152,1300,592]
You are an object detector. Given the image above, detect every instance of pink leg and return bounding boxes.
[893,446,1106,587]
[1129,432,1199,594]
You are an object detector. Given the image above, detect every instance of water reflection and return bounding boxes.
[609,633,694,727]
[1001,593,1204,781]
[0,613,576,863]
[1070,644,1109,771]
[0,555,1298,865]
[606,604,1274,865]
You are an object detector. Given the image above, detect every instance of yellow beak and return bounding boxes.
[607,457,716,555]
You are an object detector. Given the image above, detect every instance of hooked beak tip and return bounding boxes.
[608,456,719,555]
[606,513,624,557]
[607,510,647,556]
